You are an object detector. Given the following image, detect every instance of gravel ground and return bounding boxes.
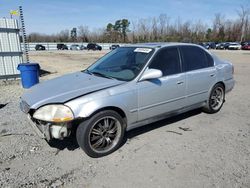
[0,49,249,188]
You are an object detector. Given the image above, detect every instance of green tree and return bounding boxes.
[106,23,113,32]
[113,20,121,32]
[206,28,212,41]
[121,19,130,42]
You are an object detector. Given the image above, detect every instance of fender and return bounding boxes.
[65,84,138,125]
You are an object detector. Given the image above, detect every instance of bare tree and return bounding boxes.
[138,18,150,42]
[78,25,89,42]
[237,5,250,42]
[212,13,225,41]
[58,29,69,42]
[27,5,250,43]
[151,17,158,41]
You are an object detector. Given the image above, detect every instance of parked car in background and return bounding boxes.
[70,44,80,50]
[35,44,46,51]
[223,42,232,50]
[20,43,234,157]
[240,41,248,47]
[198,42,216,49]
[57,43,68,50]
[110,44,120,50]
[241,42,250,50]
[198,42,210,49]
[87,43,102,51]
[228,42,241,50]
[216,43,225,49]
[80,45,87,50]
[206,42,216,49]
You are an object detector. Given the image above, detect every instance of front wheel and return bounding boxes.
[76,110,126,158]
[203,83,225,114]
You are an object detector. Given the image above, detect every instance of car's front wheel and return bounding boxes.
[76,110,126,158]
[203,83,225,113]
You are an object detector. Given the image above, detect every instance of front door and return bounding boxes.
[137,47,186,121]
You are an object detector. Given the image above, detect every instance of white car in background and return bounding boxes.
[70,44,81,50]
[228,42,241,50]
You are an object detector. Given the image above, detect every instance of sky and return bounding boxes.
[0,0,249,34]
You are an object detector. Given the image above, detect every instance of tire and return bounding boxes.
[76,110,126,158]
[203,83,225,114]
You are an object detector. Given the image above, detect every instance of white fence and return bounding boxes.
[0,18,22,79]
[22,42,124,51]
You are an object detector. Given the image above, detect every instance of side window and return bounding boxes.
[149,47,181,76]
[205,52,214,67]
[181,46,208,71]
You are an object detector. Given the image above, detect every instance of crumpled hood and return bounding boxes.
[21,72,124,109]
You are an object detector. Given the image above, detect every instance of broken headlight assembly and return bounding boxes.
[33,104,74,123]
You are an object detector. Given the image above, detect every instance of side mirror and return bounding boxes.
[139,68,162,81]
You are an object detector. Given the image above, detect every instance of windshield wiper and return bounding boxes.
[91,71,115,80]
[84,69,93,75]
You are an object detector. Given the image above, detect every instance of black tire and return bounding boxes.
[203,83,225,114]
[76,110,126,158]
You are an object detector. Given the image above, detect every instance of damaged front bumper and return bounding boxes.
[27,115,71,141]
[20,100,72,141]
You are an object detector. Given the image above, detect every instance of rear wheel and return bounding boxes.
[203,83,225,113]
[76,110,125,158]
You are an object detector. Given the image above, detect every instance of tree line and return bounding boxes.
[28,6,250,43]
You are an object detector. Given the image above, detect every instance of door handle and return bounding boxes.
[210,74,215,77]
[176,81,184,85]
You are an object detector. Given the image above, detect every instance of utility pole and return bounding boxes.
[19,6,29,63]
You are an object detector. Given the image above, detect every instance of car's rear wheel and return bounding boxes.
[76,110,125,158]
[203,83,225,113]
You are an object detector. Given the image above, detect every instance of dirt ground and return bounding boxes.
[0,49,250,188]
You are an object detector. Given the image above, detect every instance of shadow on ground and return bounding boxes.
[40,69,56,77]
[0,103,8,109]
[48,109,202,152]
[126,108,201,139]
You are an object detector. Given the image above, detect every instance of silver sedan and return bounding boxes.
[20,43,234,157]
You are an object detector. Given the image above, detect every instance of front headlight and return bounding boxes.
[33,105,74,122]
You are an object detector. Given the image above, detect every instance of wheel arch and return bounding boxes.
[207,81,226,101]
[86,106,127,125]
[216,81,225,90]
[210,81,225,92]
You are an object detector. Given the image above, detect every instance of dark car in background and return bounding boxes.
[216,43,225,49]
[87,43,102,51]
[241,41,248,46]
[206,42,216,49]
[35,44,46,51]
[223,42,231,50]
[198,42,216,49]
[57,43,68,50]
[110,44,120,50]
[199,42,209,49]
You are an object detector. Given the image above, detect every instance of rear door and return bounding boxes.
[137,47,186,121]
[180,46,216,106]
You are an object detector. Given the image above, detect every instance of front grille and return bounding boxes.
[20,100,30,114]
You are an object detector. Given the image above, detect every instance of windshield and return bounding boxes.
[86,47,154,81]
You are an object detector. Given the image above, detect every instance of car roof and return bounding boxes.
[123,42,201,49]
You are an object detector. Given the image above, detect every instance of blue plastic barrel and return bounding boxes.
[17,63,40,88]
